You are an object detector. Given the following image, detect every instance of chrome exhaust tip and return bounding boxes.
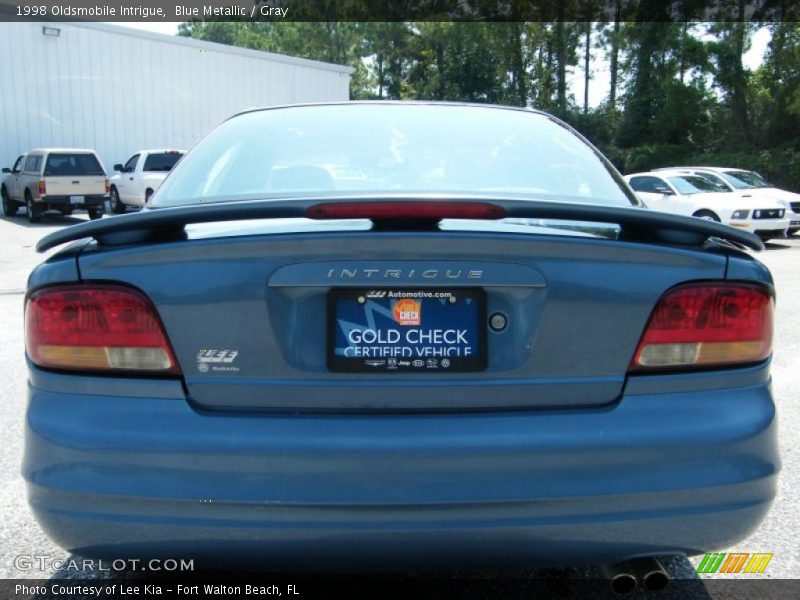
[630,557,670,592]
[601,562,638,596]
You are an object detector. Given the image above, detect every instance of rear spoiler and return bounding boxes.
[36,195,764,252]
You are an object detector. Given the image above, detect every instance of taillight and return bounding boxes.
[307,201,506,220]
[105,178,110,194]
[25,285,180,375]
[630,283,773,372]
[38,180,46,196]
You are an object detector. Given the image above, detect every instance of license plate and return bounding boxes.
[69,196,84,204]
[328,288,486,372]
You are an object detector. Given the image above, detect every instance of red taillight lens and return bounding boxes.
[630,283,773,372]
[105,178,110,194]
[25,285,180,375]
[306,201,506,220]
[38,180,46,196]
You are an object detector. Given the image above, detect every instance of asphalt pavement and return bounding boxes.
[0,209,797,598]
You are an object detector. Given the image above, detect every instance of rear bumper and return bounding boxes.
[39,195,107,210]
[23,365,779,570]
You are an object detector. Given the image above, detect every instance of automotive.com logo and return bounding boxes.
[696,552,773,574]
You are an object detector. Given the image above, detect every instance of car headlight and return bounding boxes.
[731,209,750,219]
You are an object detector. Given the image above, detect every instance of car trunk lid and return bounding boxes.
[75,222,728,411]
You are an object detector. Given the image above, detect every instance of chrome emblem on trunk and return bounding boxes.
[326,269,484,280]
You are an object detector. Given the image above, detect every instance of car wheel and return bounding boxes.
[1,186,17,216]
[788,228,799,236]
[87,207,102,220]
[25,192,42,223]
[145,189,154,205]
[109,187,125,214]
[693,210,721,222]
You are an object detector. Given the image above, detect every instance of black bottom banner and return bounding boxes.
[3,576,800,600]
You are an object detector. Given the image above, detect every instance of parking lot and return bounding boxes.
[1,212,798,594]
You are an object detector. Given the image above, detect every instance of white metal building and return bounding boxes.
[0,22,352,171]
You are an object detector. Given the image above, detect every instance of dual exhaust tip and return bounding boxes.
[602,557,670,595]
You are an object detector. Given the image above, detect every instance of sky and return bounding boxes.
[110,22,772,109]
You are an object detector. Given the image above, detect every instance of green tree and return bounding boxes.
[174,13,800,189]
[361,22,412,99]
[707,1,753,143]
[750,21,800,147]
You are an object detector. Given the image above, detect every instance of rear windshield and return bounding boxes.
[44,153,104,176]
[154,104,634,208]
[143,152,183,172]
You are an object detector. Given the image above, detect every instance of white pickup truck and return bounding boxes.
[108,149,184,213]
[2,148,109,222]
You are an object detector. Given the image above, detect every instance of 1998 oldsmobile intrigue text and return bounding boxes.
[24,103,778,577]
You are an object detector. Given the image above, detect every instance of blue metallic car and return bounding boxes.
[25,103,777,581]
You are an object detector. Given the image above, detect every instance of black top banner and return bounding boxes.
[0,0,799,23]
